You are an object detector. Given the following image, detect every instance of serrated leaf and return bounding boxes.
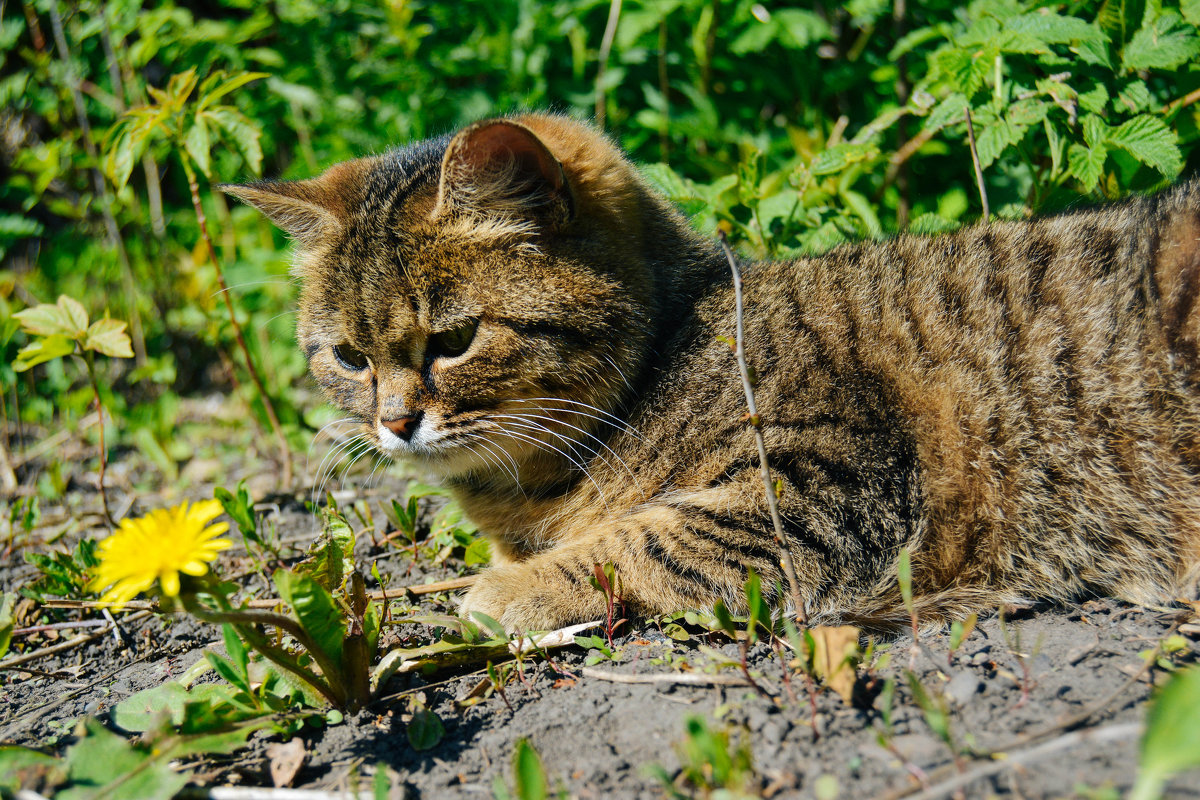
[184,118,212,177]
[83,318,134,358]
[1122,12,1200,72]
[1185,0,1200,27]
[1097,0,1145,46]
[924,93,968,133]
[1116,79,1152,113]
[197,71,268,112]
[810,142,880,176]
[975,118,1023,169]
[274,569,346,667]
[13,335,74,372]
[207,107,264,176]
[1107,115,1183,177]
[1004,11,1104,46]
[1078,82,1110,114]
[15,300,79,338]
[1068,141,1109,189]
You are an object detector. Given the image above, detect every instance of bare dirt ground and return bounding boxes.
[3,405,1199,799]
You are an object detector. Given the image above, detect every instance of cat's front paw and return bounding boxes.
[459,566,600,633]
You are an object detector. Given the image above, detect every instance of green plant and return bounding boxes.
[20,537,100,604]
[650,716,759,800]
[12,296,133,523]
[493,738,557,800]
[1131,664,1200,800]
[103,67,292,485]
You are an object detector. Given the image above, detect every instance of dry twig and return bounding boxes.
[964,108,990,222]
[582,667,754,687]
[718,233,807,623]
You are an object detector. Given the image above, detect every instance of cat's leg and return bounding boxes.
[456,481,898,631]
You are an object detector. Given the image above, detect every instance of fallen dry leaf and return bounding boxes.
[809,625,861,704]
[267,738,306,788]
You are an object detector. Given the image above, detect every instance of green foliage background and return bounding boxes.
[2,0,1198,489]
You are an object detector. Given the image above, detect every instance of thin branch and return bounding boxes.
[0,611,151,670]
[582,667,754,687]
[1164,86,1200,117]
[901,722,1141,800]
[180,156,293,487]
[964,108,990,222]
[594,0,623,129]
[718,233,807,624]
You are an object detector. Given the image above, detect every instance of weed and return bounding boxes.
[650,716,759,800]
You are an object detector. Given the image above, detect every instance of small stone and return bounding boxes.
[944,670,982,706]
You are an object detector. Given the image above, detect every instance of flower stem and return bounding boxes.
[82,350,113,527]
[180,155,293,487]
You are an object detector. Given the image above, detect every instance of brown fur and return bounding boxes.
[224,113,1200,631]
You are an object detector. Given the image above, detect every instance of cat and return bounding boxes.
[223,112,1200,632]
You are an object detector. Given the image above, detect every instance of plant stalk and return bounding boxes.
[180,155,293,487]
[82,350,114,526]
[718,233,807,624]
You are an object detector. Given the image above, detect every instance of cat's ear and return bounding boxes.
[434,119,574,226]
[219,180,344,246]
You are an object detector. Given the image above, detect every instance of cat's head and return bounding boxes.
[223,114,662,482]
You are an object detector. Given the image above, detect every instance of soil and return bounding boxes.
[3,410,1199,799]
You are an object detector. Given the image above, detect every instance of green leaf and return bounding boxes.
[0,593,14,660]
[184,118,212,178]
[0,747,60,793]
[295,508,355,592]
[197,71,269,112]
[1096,0,1145,46]
[1004,11,1103,46]
[61,718,189,800]
[1068,141,1109,189]
[207,107,264,177]
[13,335,75,372]
[14,296,87,337]
[1122,12,1200,72]
[112,682,193,731]
[406,708,445,751]
[810,142,880,176]
[83,318,134,358]
[1117,80,1153,113]
[463,535,491,566]
[470,611,508,641]
[1107,115,1184,177]
[1131,666,1200,800]
[897,548,913,612]
[215,481,258,542]
[513,739,549,800]
[924,93,968,133]
[1185,0,1200,28]
[274,569,346,667]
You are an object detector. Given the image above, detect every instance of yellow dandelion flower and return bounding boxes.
[90,499,231,609]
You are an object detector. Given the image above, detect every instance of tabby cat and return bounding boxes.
[224,113,1200,632]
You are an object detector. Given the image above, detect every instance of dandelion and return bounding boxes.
[90,499,231,608]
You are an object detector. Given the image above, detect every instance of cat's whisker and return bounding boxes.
[487,424,611,512]
[211,278,298,298]
[336,440,378,492]
[491,413,636,485]
[498,409,638,483]
[601,353,636,394]
[365,453,392,490]
[462,432,524,488]
[460,434,525,495]
[312,433,371,504]
[512,396,647,441]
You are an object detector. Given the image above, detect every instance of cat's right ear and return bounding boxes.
[218,180,343,246]
[433,119,574,227]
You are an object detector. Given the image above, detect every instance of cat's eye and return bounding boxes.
[332,343,369,371]
[427,319,479,361]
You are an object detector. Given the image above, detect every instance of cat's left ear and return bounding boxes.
[433,119,574,227]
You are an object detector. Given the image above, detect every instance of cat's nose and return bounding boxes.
[382,412,422,441]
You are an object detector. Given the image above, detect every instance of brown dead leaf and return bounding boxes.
[808,625,861,704]
[267,738,306,788]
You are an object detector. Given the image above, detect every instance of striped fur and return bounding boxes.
[225,113,1200,632]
